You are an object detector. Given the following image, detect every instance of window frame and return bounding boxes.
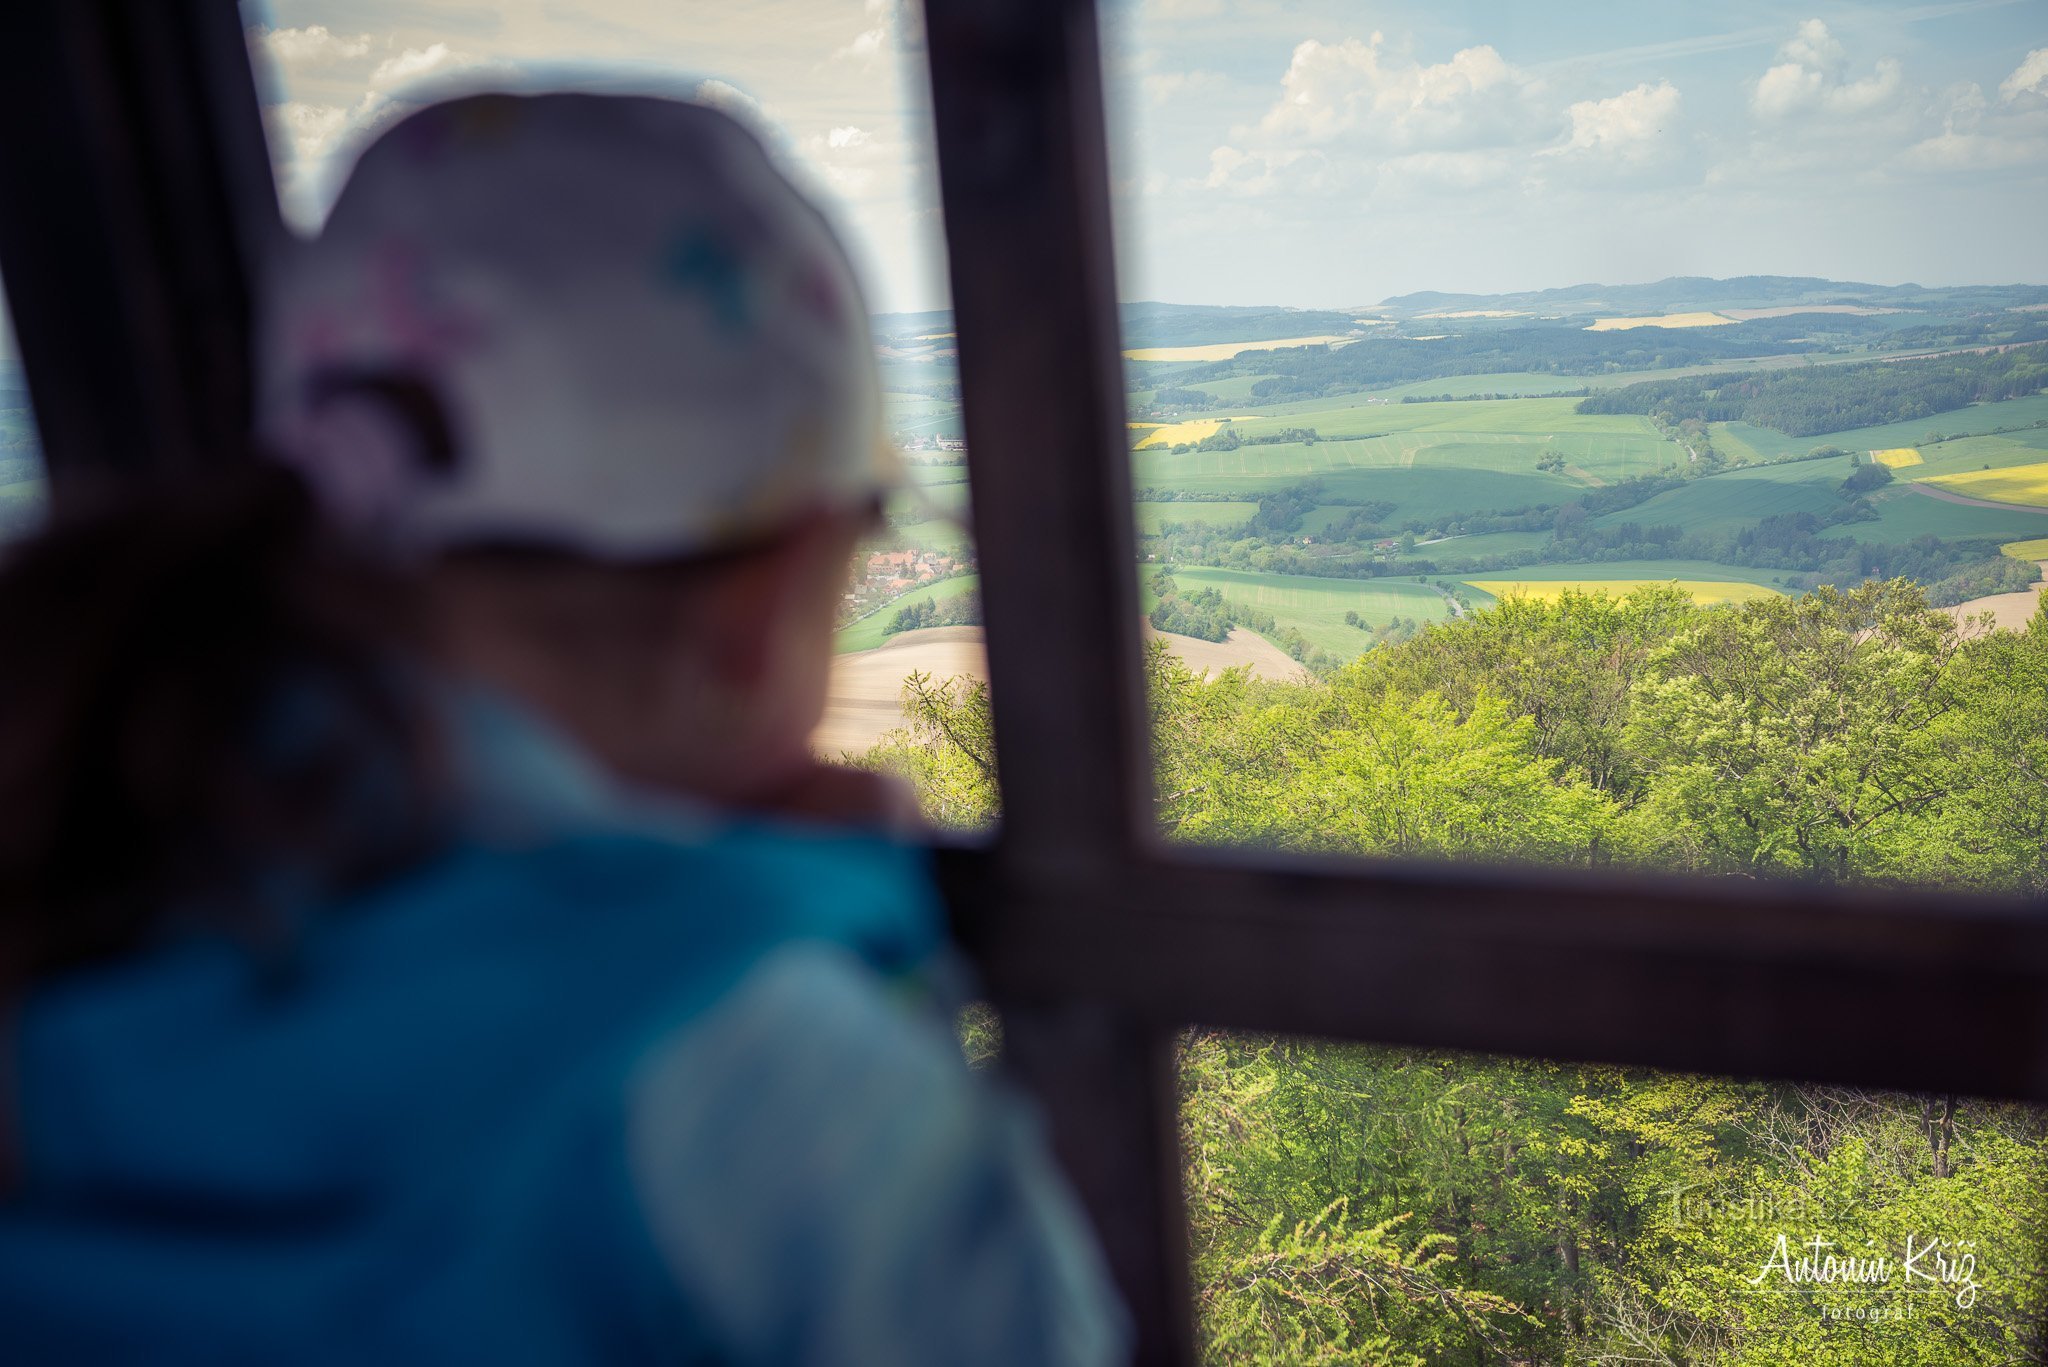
[0,3,2042,1363]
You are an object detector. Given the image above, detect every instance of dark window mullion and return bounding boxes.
[922,1,1191,1361]
[0,0,276,492]
[941,845,2048,1103]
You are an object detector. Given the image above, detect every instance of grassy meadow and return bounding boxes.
[1137,500,1260,531]
[1168,566,1453,658]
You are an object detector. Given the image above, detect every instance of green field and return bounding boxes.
[884,481,972,551]
[1129,396,1679,530]
[1129,373,1275,406]
[836,573,980,654]
[1823,484,2048,544]
[1590,459,1843,537]
[1168,566,1453,659]
[1715,393,2048,463]
[1420,529,1559,562]
[1138,500,1258,531]
[1912,431,2048,475]
[1357,373,1591,401]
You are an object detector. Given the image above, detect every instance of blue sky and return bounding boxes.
[1103,0,2048,305]
[4,0,2046,356]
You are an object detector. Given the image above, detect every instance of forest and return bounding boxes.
[1178,323,1830,401]
[857,582,2048,1365]
[1579,345,2048,436]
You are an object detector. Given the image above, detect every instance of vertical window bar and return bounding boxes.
[922,0,1191,1359]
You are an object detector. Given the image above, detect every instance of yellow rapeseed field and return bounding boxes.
[1924,461,2048,508]
[1122,335,1349,362]
[1464,579,1780,606]
[1583,313,1737,331]
[2001,537,2048,559]
[1133,419,1224,449]
[1871,448,1923,467]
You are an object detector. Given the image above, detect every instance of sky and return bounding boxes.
[4,0,2046,363]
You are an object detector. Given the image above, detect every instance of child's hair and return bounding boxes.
[0,461,446,993]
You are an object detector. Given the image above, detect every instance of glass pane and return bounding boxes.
[0,281,46,541]
[238,1,977,811]
[1093,7,2048,1362]
[1183,1033,2046,1365]
[1095,5,2048,888]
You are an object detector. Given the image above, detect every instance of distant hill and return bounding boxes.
[1377,276,2048,320]
[1113,302,1363,348]
[874,302,1366,350]
[870,278,2048,361]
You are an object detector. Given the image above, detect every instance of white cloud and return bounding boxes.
[1250,35,1542,152]
[795,123,919,202]
[1831,59,1903,114]
[369,44,461,90]
[1897,78,2047,173]
[834,0,921,64]
[257,25,371,65]
[1749,20,1902,119]
[1551,81,1680,161]
[1199,144,1325,196]
[1897,128,2044,172]
[2001,48,2048,103]
[1753,62,1825,118]
[1778,18,1842,72]
[265,101,352,168]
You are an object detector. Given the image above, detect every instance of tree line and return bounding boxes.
[1578,345,2048,437]
[855,582,2048,1365]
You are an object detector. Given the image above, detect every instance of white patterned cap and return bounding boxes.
[258,91,894,559]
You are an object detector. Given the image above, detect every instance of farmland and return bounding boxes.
[1463,576,1781,606]
[836,572,979,653]
[1923,460,2048,508]
[1123,334,1353,362]
[1586,312,1736,330]
[856,281,2048,694]
[1167,566,1454,658]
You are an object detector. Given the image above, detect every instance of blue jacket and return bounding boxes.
[0,692,1127,1365]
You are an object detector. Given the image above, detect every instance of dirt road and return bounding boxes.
[813,624,1307,757]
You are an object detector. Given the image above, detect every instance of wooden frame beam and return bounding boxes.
[940,846,2048,1102]
[921,1,1191,1359]
[0,0,276,494]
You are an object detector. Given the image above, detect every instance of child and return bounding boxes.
[0,92,1126,1364]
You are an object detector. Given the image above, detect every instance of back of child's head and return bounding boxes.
[0,91,902,985]
[260,91,896,562]
[260,91,900,800]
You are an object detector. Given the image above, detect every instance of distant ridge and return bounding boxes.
[868,276,2048,353]
[1374,275,2048,319]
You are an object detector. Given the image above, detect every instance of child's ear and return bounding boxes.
[689,549,800,692]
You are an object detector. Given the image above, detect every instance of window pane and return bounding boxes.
[0,281,46,541]
[1184,1032,2047,1365]
[238,1,977,812]
[1090,5,2048,1361]
[1097,5,2048,887]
